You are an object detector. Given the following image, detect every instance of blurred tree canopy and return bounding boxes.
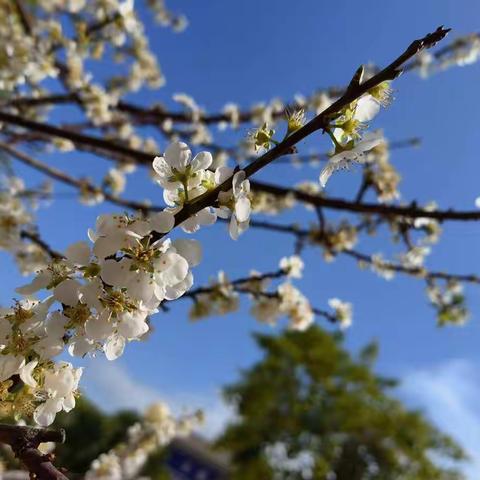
[1,327,465,479]
[217,327,466,480]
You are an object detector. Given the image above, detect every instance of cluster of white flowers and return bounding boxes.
[362,253,395,281]
[1,2,476,439]
[279,255,304,279]
[86,402,201,480]
[1,229,190,424]
[250,257,314,331]
[0,177,50,275]
[328,298,353,330]
[0,141,256,426]
[147,0,189,32]
[319,83,391,188]
[398,246,431,269]
[1,0,170,133]
[426,280,469,327]
[250,282,314,331]
[310,221,358,262]
[364,140,402,203]
[417,34,480,77]
[0,5,58,91]
[190,271,240,320]
[154,142,251,239]
[189,256,314,331]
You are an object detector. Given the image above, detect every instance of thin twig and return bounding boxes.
[0,142,160,213]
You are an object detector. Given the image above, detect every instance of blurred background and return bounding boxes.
[2,0,480,478]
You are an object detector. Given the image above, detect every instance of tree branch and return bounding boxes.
[229,217,480,285]
[160,27,451,234]
[172,268,337,323]
[0,142,160,213]
[0,424,68,480]
[20,230,63,260]
[250,180,480,222]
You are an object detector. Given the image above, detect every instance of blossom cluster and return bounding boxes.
[417,33,480,77]
[319,83,392,188]
[0,142,254,426]
[190,256,318,332]
[427,280,469,326]
[0,176,50,275]
[328,298,353,330]
[154,142,251,239]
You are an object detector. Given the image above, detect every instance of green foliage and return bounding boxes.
[217,326,466,480]
[53,396,140,475]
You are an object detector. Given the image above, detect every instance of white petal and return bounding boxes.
[129,219,151,237]
[117,312,149,339]
[65,241,91,266]
[152,156,171,177]
[16,270,52,296]
[87,228,97,242]
[34,398,63,426]
[232,170,246,196]
[100,258,131,287]
[214,206,231,219]
[196,207,217,226]
[63,392,76,412]
[125,271,156,303]
[191,151,212,171]
[150,210,175,233]
[357,131,384,152]
[319,163,336,188]
[215,166,233,185]
[93,233,124,259]
[235,197,251,223]
[180,216,201,233]
[164,272,193,300]
[34,336,64,359]
[46,312,68,337]
[53,279,81,306]
[20,360,38,388]
[79,279,103,310]
[355,95,380,122]
[172,239,202,267]
[0,355,25,382]
[229,216,239,240]
[164,141,191,171]
[68,337,93,357]
[105,335,126,360]
[85,310,113,341]
[156,253,189,285]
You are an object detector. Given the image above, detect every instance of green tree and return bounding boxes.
[217,327,466,480]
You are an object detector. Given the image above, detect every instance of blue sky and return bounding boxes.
[3,0,480,476]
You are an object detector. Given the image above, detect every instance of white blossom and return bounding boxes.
[320,131,385,188]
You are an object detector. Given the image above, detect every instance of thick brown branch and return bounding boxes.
[0,112,153,165]
[250,180,480,222]
[0,424,68,480]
